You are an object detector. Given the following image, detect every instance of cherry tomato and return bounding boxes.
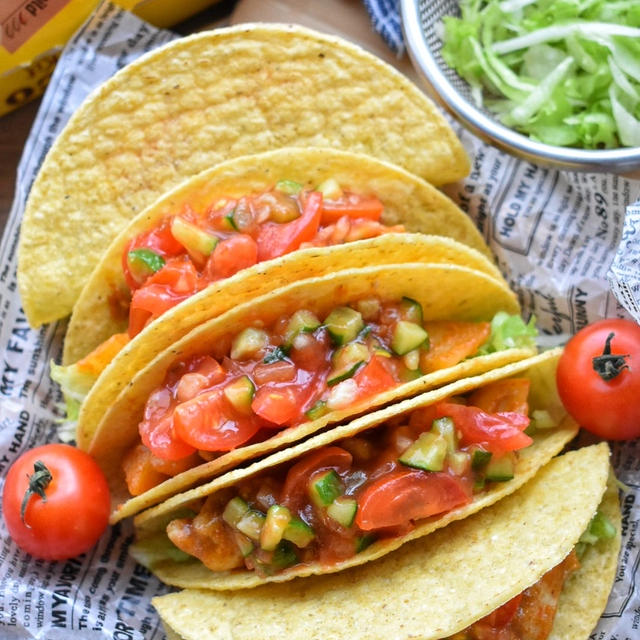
[2,444,110,560]
[352,355,397,400]
[557,318,640,440]
[173,388,262,451]
[205,234,258,280]
[435,403,532,454]
[355,469,471,530]
[256,191,323,261]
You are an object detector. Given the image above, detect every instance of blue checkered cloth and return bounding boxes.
[363,0,405,55]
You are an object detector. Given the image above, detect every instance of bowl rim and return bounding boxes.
[400,0,640,173]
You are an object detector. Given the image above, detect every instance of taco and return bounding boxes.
[17,23,471,328]
[150,442,619,640]
[129,348,579,588]
[51,148,500,445]
[88,262,538,522]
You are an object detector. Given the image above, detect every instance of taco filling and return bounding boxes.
[450,510,616,640]
[157,377,540,577]
[123,181,402,338]
[121,295,535,498]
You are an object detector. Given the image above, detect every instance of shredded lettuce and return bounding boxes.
[477,311,538,355]
[441,0,640,148]
[129,533,192,570]
[50,360,97,442]
[576,510,616,558]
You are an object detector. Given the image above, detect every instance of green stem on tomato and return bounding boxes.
[592,332,630,381]
[21,460,52,526]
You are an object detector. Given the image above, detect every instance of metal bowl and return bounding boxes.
[400,0,640,173]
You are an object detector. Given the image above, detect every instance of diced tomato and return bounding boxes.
[352,355,397,401]
[280,446,353,511]
[435,403,532,454]
[173,388,261,451]
[355,469,472,530]
[320,193,384,224]
[251,384,304,426]
[139,413,197,461]
[344,219,404,242]
[205,234,258,281]
[420,321,491,374]
[128,257,203,337]
[122,220,185,290]
[468,378,530,415]
[256,191,323,261]
[75,332,129,377]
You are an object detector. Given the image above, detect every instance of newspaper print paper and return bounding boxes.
[0,2,639,638]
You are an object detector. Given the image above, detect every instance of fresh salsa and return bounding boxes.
[122,297,497,497]
[122,180,403,338]
[162,377,536,576]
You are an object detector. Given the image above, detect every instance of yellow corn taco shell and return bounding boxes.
[89,262,533,521]
[17,23,471,328]
[151,443,619,640]
[63,147,493,367]
[132,349,580,589]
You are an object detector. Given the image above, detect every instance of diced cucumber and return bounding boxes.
[223,376,255,414]
[232,530,254,557]
[402,349,420,371]
[470,448,492,470]
[236,510,266,541]
[531,409,556,430]
[328,342,369,386]
[283,517,315,548]
[327,361,364,387]
[306,400,329,421]
[324,307,364,345]
[448,451,471,475]
[230,328,269,360]
[327,496,358,528]
[399,297,424,324]
[332,342,370,369]
[355,298,381,321]
[263,345,291,363]
[485,452,516,482]
[271,540,298,570]
[431,416,458,454]
[260,505,292,551]
[355,534,376,553]
[399,367,422,382]
[399,432,448,472]
[391,321,428,355]
[171,216,218,258]
[126,248,165,284]
[309,469,343,507]
[222,496,250,527]
[284,310,321,346]
[275,179,303,195]
[316,177,343,200]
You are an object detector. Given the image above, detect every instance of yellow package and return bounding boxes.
[0,0,220,117]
